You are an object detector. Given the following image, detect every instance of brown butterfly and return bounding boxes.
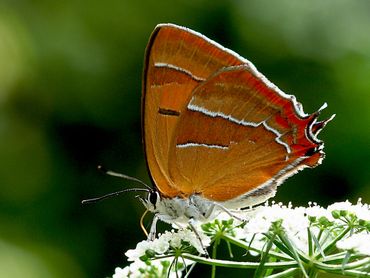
[84,23,334,241]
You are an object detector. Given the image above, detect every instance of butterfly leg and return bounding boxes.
[147,214,159,241]
[188,218,209,257]
[212,203,246,223]
[203,203,216,219]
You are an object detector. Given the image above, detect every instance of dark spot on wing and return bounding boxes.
[305,147,317,156]
[158,108,180,116]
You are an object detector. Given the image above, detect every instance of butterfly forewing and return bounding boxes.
[142,24,244,197]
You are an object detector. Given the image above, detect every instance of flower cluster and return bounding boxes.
[234,200,370,256]
[114,200,370,277]
[125,228,211,261]
[113,259,186,278]
[113,229,210,278]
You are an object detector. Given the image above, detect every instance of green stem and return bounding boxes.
[311,231,325,260]
[339,269,370,277]
[321,251,348,262]
[211,238,219,278]
[254,232,276,278]
[222,235,291,260]
[316,226,351,258]
[277,232,309,278]
[308,227,313,257]
[317,228,323,242]
[265,268,300,278]
[180,253,298,269]
[313,257,370,272]
[307,266,319,278]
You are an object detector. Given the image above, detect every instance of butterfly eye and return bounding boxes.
[148,191,159,206]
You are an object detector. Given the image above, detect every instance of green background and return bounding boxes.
[1,1,369,277]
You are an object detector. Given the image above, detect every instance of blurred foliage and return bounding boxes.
[0,0,369,277]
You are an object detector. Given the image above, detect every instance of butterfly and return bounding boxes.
[83,23,334,241]
[139,23,334,239]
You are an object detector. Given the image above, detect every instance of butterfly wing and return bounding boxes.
[143,24,333,205]
[142,24,244,197]
[168,65,333,204]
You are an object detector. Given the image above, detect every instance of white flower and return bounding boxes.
[282,206,308,232]
[239,202,344,253]
[283,207,309,252]
[125,240,152,262]
[177,228,211,254]
[151,237,170,254]
[116,200,370,277]
[113,261,148,278]
[215,211,244,226]
[242,203,285,235]
[306,204,333,221]
[241,202,308,235]
[161,228,211,254]
[337,233,370,256]
[169,231,183,248]
[327,200,354,212]
[112,267,130,278]
[215,211,233,222]
[327,200,370,223]
[352,200,370,222]
[114,259,189,278]
[243,211,272,234]
[125,228,211,263]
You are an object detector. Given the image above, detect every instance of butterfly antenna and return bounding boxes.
[97,165,152,190]
[81,187,149,205]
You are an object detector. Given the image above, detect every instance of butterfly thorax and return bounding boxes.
[142,191,218,225]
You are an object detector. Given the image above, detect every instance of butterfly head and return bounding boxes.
[141,189,161,212]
